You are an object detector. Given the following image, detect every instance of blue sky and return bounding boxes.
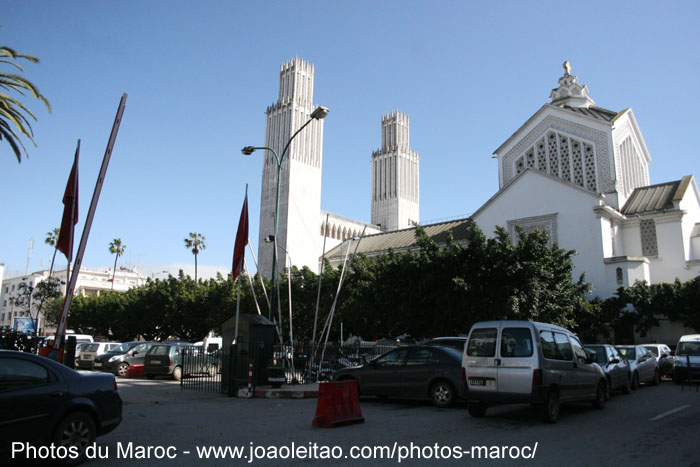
[2,1,699,279]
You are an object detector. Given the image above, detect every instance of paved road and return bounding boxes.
[80,378,698,466]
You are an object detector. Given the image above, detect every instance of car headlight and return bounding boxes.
[109,356,120,362]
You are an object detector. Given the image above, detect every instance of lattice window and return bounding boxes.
[556,135,570,178]
[616,267,623,284]
[526,149,535,168]
[584,143,597,191]
[572,138,584,187]
[562,139,575,183]
[547,133,558,176]
[516,156,525,174]
[536,139,547,171]
[640,219,658,257]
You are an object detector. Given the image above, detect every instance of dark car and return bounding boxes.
[329,345,463,408]
[143,342,217,381]
[0,350,122,465]
[585,344,632,398]
[426,337,467,353]
[93,341,157,377]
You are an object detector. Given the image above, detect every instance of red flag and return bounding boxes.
[56,141,79,262]
[232,190,248,282]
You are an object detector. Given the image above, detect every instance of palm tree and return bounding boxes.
[108,238,126,290]
[1,45,51,162]
[45,227,60,274]
[184,232,206,283]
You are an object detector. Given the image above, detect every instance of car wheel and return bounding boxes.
[173,366,182,381]
[146,374,155,380]
[52,411,96,466]
[593,381,606,409]
[542,389,560,423]
[652,369,660,386]
[430,381,455,408]
[632,371,639,390]
[117,362,129,377]
[467,401,487,418]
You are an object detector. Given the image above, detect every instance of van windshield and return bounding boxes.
[676,342,700,356]
[467,329,497,357]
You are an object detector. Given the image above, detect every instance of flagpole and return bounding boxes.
[233,275,241,344]
[50,95,127,361]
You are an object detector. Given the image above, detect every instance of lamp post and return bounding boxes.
[241,105,329,324]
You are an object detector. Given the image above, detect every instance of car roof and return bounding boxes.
[469,320,571,334]
[678,335,700,342]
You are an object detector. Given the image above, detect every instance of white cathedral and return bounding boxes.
[256,59,700,322]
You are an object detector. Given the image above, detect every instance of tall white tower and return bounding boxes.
[371,111,419,231]
[258,58,325,278]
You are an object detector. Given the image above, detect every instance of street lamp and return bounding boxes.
[241,105,329,324]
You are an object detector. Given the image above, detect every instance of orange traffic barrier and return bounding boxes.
[125,364,144,378]
[312,380,364,428]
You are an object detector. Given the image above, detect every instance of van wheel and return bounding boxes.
[593,381,606,409]
[651,369,660,386]
[431,381,455,408]
[467,402,487,418]
[632,372,639,390]
[116,363,129,377]
[172,366,182,381]
[542,389,560,423]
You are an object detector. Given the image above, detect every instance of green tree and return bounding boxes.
[45,227,60,273]
[184,232,206,283]
[1,45,51,162]
[11,278,62,351]
[108,238,126,290]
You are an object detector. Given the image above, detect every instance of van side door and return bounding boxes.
[569,335,599,399]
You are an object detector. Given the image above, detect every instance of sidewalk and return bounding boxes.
[248,382,319,399]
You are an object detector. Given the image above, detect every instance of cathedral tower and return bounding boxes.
[371,111,420,231]
[258,58,325,278]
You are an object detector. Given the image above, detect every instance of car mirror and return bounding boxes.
[132,350,139,356]
[610,358,620,364]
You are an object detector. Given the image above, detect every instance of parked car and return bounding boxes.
[329,345,463,408]
[0,350,122,465]
[93,341,157,376]
[672,334,700,384]
[462,320,607,423]
[643,343,674,377]
[144,342,215,381]
[616,345,660,388]
[584,344,632,398]
[77,342,122,370]
[425,337,468,352]
[74,342,92,366]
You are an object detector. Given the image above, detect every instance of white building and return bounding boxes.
[257,58,418,277]
[0,267,146,335]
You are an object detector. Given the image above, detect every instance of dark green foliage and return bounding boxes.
[0,326,33,351]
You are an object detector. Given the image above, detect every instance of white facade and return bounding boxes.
[257,59,414,277]
[474,63,700,301]
[0,268,146,335]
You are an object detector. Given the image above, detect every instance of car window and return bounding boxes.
[500,328,533,358]
[375,348,408,367]
[467,328,497,357]
[610,347,621,360]
[618,347,636,360]
[638,347,649,358]
[569,336,588,364]
[553,332,573,361]
[540,331,556,359]
[585,346,607,364]
[85,343,100,352]
[150,346,170,356]
[406,348,439,366]
[0,358,51,391]
[644,346,658,357]
[133,343,149,353]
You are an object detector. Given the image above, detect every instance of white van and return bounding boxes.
[461,320,606,423]
[672,334,700,384]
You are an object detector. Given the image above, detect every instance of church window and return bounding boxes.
[640,219,658,257]
[572,140,584,187]
[547,133,558,176]
[555,135,569,178]
[584,143,597,191]
[536,139,547,172]
[526,149,535,169]
[616,267,623,285]
[516,156,525,174]
[561,140,573,182]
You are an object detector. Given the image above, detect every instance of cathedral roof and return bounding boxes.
[324,218,472,260]
[621,176,693,215]
[561,105,619,122]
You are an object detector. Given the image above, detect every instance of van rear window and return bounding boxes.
[467,328,497,357]
[500,328,533,357]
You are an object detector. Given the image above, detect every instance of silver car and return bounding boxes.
[643,344,674,377]
[616,345,660,389]
[77,342,122,370]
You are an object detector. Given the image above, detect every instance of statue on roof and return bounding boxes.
[563,60,571,76]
